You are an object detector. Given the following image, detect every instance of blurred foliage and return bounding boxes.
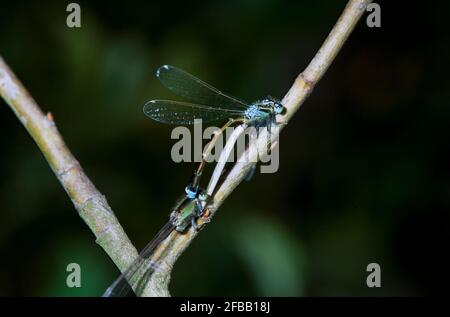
[0,0,449,296]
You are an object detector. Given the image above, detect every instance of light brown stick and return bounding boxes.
[0,56,138,279]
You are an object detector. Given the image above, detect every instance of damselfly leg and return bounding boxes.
[188,117,246,193]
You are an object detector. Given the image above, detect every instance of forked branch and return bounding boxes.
[0,0,372,297]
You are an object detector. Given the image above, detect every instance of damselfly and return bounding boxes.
[143,65,285,191]
[103,187,209,297]
[103,66,285,296]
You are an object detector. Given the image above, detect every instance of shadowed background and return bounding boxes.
[0,0,448,296]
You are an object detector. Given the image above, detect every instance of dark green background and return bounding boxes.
[0,0,448,296]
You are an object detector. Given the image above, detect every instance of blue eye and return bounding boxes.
[185,186,197,198]
[275,104,284,114]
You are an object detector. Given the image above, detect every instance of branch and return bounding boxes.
[0,0,371,297]
[140,0,372,296]
[0,56,139,284]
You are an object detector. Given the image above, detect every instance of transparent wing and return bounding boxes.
[156,65,249,110]
[103,220,175,297]
[143,99,245,125]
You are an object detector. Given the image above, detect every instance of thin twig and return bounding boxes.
[0,57,139,281]
[140,0,372,296]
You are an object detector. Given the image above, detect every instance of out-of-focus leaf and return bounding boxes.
[35,237,112,296]
[231,213,305,296]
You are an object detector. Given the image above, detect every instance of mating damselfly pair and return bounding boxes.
[103,65,285,297]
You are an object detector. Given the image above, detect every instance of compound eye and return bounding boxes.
[275,104,283,114]
[185,186,197,199]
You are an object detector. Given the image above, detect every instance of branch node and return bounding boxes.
[43,112,56,129]
[96,221,123,245]
[56,161,79,179]
[299,72,315,88]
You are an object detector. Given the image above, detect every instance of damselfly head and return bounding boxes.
[262,96,284,115]
[273,101,284,114]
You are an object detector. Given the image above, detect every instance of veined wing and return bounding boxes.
[103,220,175,297]
[143,99,245,125]
[157,65,249,110]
